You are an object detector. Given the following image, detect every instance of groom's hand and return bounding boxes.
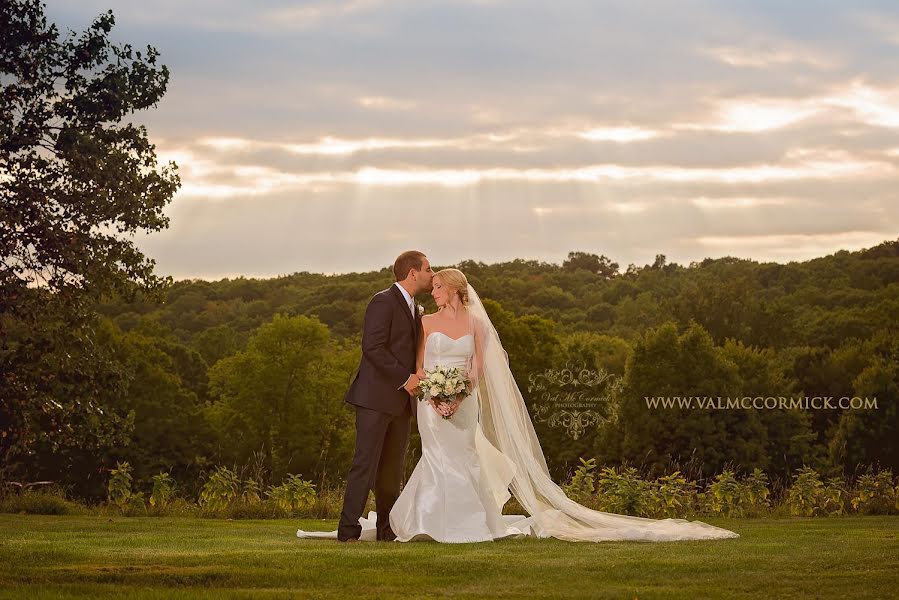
[403,373,421,395]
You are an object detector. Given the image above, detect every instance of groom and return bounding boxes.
[337,250,433,542]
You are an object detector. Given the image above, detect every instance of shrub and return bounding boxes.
[125,492,147,516]
[108,462,134,512]
[851,470,896,515]
[788,466,824,517]
[822,477,848,516]
[242,478,263,506]
[199,466,240,512]
[150,473,176,511]
[594,466,650,516]
[0,487,86,516]
[564,458,597,503]
[267,474,317,514]
[742,468,771,516]
[706,470,745,517]
[649,471,696,518]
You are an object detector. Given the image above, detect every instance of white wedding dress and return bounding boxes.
[388,331,535,542]
[298,284,740,544]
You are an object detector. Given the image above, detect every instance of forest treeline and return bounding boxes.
[6,242,898,499]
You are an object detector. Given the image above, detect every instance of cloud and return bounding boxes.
[261,0,385,30]
[698,44,839,70]
[688,196,799,210]
[356,95,418,110]
[41,0,899,276]
[823,81,899,128]
[674,98,821,133]
[159,148,893,201]
[577,126,663,142]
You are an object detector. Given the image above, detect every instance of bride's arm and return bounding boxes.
[446,317,484,417]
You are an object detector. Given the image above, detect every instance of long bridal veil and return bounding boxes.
[465,284,739,542]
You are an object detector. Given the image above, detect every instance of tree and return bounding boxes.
[601,321,769,478]
[721,339,821,479]
[206,314,356,482]
[110,325,214,491]
[1,1,178,477]
[828,331,899,474]
[651,254,666,270]
[1,1,177,301]
[562,251,619,278]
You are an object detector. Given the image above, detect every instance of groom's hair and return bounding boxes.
[394,250,426,281]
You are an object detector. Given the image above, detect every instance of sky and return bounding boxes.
[46,1,899,279]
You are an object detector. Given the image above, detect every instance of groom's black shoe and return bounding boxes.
[337,537,360,543]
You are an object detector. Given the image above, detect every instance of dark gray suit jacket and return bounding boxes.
[344,285,422,416]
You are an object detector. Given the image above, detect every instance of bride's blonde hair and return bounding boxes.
[434,268,469,306]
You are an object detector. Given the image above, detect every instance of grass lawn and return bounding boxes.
[0,514,896,599]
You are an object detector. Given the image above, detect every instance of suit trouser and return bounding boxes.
[338,404,411,541]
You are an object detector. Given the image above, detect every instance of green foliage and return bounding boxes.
[706,470,746,517]
[6,215,899,498]
[0,2,177,301]
[1,0,178,477]
[206,314,356,482]
[594,466,650,516]
[851,470,896,514]
[785,467,897,516]
[266,474,317,514]
[199,466,240,512]
[111,324,214,486]
[564,458,597,502]
[562,251,618,278]
[829,347,899,473]
[611,322,771,477]
[1,305,136,488]
[742,468,771,515]
[822,477,848,516]
[7,463,898,521]
[649,471,696,518]
[149,473,176,510]
[108,462,134,512]
[125,492,147,516]
[788,467,826,516]
[242,478,263,506]
[0,488,86,515]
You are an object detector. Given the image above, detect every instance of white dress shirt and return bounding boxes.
[394,282,416,390]
[394,282,415,317]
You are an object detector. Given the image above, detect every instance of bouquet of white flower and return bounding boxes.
[415,365,471,419]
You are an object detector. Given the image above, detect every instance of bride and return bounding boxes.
[298,269,739,543]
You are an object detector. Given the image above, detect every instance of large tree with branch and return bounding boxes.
[1,0,179,478]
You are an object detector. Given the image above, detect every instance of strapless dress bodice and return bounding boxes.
[423,332,473,371]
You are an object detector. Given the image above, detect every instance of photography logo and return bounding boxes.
[527,360,622,440]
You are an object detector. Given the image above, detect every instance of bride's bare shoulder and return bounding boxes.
[421,313,436,332]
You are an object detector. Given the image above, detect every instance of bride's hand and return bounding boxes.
[445,396,464,417]
[430,398,448,416]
